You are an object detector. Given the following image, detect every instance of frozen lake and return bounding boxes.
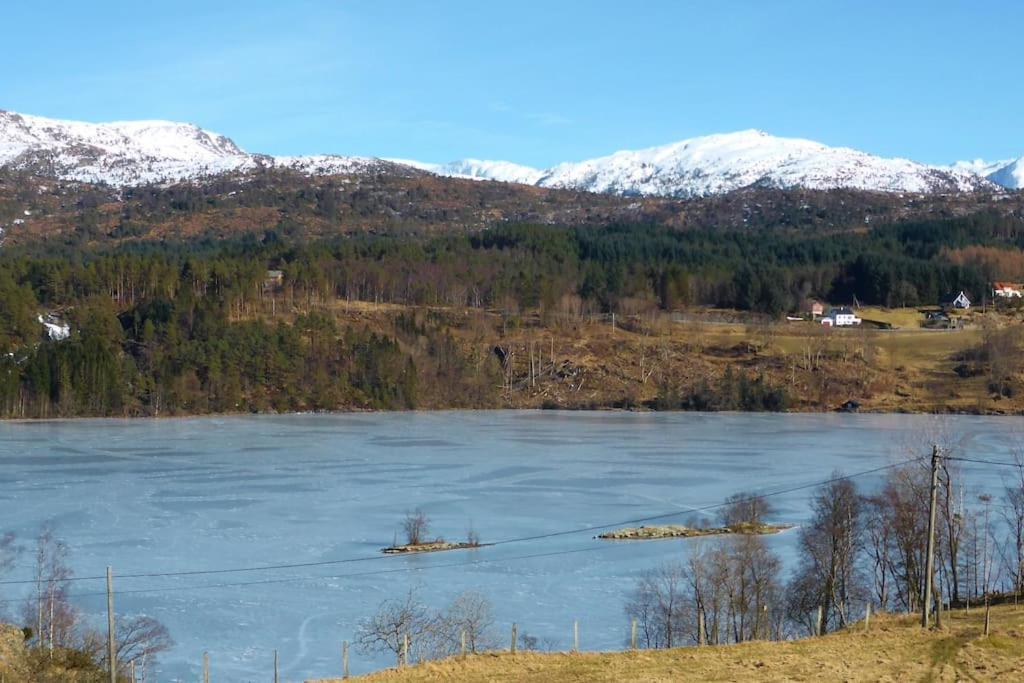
[1,411,1021,681]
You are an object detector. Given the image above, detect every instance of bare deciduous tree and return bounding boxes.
[357,587,500,664]
[117,615,174,675]
[624,562,688,649]
[719,492,775,528]
[1002,449,1024,594]
[402,509,431,546]
[627,536,782,649]
[356,587,432,665]
[424,590,498,657]
[786,475,864,633]
[21,524,79,650]
[81,615,173,682]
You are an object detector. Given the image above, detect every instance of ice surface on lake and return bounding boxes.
[1,412,1021,681]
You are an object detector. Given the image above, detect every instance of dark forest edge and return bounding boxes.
[1,210,1024,418]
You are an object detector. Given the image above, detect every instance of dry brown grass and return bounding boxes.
[319,605,1024,683]
[234,298,1024,414]
[598,523,790,540]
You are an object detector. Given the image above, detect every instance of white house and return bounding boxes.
[821,307,861,327]
[993,282,1023,299]
[941,291,972,309]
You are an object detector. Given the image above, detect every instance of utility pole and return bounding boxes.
[923,445,940,628]
[107,567,116,683]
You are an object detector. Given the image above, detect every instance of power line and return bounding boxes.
[485,459,914,546]
[945,455,1024,468]
[0,457,917,588]
[0,546,609,606]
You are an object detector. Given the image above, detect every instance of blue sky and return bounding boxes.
[3,1,1021,166]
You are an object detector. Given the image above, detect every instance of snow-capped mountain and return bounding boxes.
[0,109,1012,196]
[392,158,546,185]
[954,157,1024,190]
[0,110,406,186]
[532,130,996,197]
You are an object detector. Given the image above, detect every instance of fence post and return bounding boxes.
[402,633,409,667]
[460,630,467,658]
[342,641,349,680]
[698,611,706,646]
[984,601,991,637]
[273,649,279,683]
[630,619,637,651]
[865,603,871,631]
[572,620,579,652]
[816,606,824,637]
[203,652,210,683]
[511,623,517,654]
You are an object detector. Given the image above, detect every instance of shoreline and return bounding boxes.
[3,404,1024,424]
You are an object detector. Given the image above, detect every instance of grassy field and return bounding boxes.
[265,301,1023,414]
[328,604,1024,682]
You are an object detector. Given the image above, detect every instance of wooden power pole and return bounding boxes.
[923,445,940,628]
[107,567,116,683]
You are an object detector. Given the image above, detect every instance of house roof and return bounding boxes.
[994,282,1022,290]
[828,307,856,316]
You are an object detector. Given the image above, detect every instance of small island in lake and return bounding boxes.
[598,521,791,541]
[381,540,486,554]
[382,508,485,554]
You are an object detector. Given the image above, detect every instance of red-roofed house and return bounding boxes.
[993,282,1023,299]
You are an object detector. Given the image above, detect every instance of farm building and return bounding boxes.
[820,307,861,327]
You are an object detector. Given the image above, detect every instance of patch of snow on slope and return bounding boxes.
[272,155,409,177]
[38,314,70,341]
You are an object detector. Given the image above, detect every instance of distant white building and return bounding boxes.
[993,282,1023,298]
[941,291,972,310]
[821,307,861,327]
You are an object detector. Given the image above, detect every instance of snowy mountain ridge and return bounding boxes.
[0,110,407,186]
[0,109,1016,195]
[482,130,997,197]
